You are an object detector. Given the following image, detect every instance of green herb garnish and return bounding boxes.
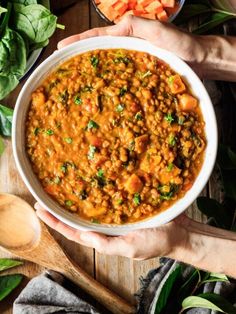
[135,112,143,120]
[64,137,72,144]
[114,56,130,65]
[97,169,104,178]
[88,145,96,160]
[33,127,40,135]
[178,116,185,125]
[119,86,127,96]
[116,104,125,113]
[46,129,54,135]
[91,56,99,68]
[133,193,141,206]
[142,70,152,78]
[167,163,174,172]
[128,140,135,151]
[58,90,69,103]
[74,95,82,105]
[54,176,61,184]
[87,120,99,130]
[159,184,179,200]
[65,200,73,207]
[168,134,177,146]
[82,85,93,93]
[165,113,175,124]
[168,76,174,84]
[117,199,123,205]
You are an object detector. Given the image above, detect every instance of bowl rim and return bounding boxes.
[12,35,218,235]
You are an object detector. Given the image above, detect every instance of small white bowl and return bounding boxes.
[13,36,218,235]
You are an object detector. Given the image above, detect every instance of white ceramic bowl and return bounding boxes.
[13,36,218,235]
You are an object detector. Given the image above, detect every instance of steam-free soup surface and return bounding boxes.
[26,49,206,224]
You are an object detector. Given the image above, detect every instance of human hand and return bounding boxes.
[58,15,205,75]
[35,203,190,260]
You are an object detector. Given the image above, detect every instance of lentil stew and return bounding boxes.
[26,49,206,224]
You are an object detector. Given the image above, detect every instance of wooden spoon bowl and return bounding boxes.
[0,193,135,314]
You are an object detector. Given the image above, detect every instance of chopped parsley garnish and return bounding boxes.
[65,200,73,207]
[135,112,143,120]
[167,163,174,172]
[60,164,67,173]
[168,134,177,146]
[54,176,61,184]
[165,113,175,124]
[91,56,99,68]
[116,104,125,113]
[91,218,100,224]
[87,120,99,130]
[114,56,130,65]
[159,184,179,200]
[33,127,40,135]
[64,137,73,144]
[46,129,54,135]
[119,86,127,96]
[97,169,104,178]
[74,95,82,105]
[88,145,96,160]
[133,193,141,206]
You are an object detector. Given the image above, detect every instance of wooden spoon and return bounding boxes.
[0,193,135,314]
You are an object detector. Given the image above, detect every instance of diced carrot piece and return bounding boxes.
[135,3,146,11]
[179,93,198,111]
[125,174,143,194]
[135,134,149,153]
[98,4,120,21]
[87,134,102,147]
[112,1,128,15]
[161,0,175,8]
[133,9,147,15]
[142,12,157,19]
[128,0,137,9]
[157,9,168,21]
[168,74,186,94]
[145,1,163,14]
[138,0,153,7]
[165,2,179,15]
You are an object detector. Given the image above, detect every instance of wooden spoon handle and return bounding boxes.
[60,258,135,314]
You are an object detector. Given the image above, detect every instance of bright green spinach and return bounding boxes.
[0,104,14,137]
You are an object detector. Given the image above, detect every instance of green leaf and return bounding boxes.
[174,4,211,24]
[0,259,23,272]
[202,272,228,284]
[218,145,236,170]
[0,104,13,137]
[153,264,182,314]
[197,197,233,229]
[0,136,4,155]
[0,7,7,16]
[0,274,23,301]
[177,269,201,302]
[182,293,236,314]
[193,13,233,34]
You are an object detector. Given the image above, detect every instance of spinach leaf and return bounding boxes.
[193,13,233,34]
[0,136,4,155]
[0,6,7,16]
[0,104,13,136]
[14,4,57,43]
[0,259,23,272]
[182,293,236,314]
[0,274,23,301]
[0,27,26,78]
[0,73,19,100]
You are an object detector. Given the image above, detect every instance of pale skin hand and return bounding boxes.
[35,16,236,277]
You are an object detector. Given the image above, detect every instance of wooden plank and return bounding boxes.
[0,2,94,313]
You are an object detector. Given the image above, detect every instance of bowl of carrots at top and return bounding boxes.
[92,0,185,24]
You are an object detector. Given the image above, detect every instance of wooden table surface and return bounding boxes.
[0,1,213,313]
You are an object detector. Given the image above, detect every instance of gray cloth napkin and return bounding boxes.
[13,271,100,314]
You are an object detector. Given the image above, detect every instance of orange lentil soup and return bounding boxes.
[26,49,206,224]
